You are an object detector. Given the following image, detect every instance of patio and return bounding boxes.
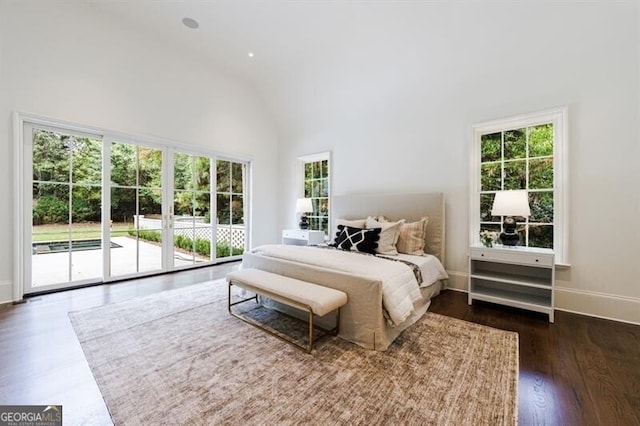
[31,236,208,287]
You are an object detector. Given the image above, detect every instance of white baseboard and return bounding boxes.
[444,271,640,325]
[555,287,640,325]
[0,280,13,305]
[444,270,468,291]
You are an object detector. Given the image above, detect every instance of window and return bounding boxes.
[299,152,330,235]
[470,108,568,264]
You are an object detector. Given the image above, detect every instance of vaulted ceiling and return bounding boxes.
[96,1,633,135]
[95,1,530,129]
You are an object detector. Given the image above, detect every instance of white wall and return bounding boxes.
[277,3,640,323]
[0,2,280,302]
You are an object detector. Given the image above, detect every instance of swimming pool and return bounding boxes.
[33,239,122,254]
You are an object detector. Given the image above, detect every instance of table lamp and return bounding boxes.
[296,198,313,230]
[491,190,531,246]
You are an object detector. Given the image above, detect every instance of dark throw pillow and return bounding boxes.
[332,225,381,254]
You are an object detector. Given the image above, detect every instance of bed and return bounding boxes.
[242,192,448,351]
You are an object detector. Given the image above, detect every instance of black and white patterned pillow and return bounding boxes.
[332,225,380,254]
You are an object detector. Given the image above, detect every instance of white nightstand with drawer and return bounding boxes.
[282,229,325,246]
[468,244,555,322]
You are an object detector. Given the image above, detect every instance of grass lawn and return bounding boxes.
[33,222,133,242]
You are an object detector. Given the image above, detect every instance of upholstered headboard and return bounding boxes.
[331,192,446,265]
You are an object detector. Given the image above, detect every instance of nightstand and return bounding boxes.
[282,229,325,246]
[468,244,555,322]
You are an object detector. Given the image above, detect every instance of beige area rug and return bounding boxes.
[69,279,518,425]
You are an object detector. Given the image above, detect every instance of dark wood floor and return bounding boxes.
[429,291,640,426]
[1,264,638,425]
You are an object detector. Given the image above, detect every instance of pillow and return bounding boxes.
[332,225,380,254]
[365,216,404,256]
[396,217,429,255]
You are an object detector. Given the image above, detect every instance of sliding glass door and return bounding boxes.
[216,160,246,260]
[22,119,249,295]
[172,152,211,267]
[171,154,247,268]
[28,125,104,293]
[109,142,164,278]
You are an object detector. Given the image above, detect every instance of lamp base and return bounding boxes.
[299,216,309,230]
[499,232,520,246]
[499,216,520,246]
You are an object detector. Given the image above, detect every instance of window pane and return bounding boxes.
[480,223,501,233]
[70,225,101,281]
[216,160,231,193]
[139,228,164,272]
[195,157,210,191]
[33,130,70,183]
[312,181,321,197]
[504,129,526,160]
[174,229,195,265]
[321,160,328,178]
[528,225,554,248]
[174,190,193,217]
[72,137,102,185]
[480,193,500,222]
[111,142,136,187]
[313,161,322,179]
[481,163,502,191]
[320,179,329,197]
[109,228,137,277]
[529,158,553,189]
[195,192,210,222]
[304,162,313,180]
[529,124,553,157]
[231,162,243,193]
[304,181,312,198]
[33,183,69,226]
[216,193,231,225]
[529,191,554,223]
[319,198,329,214]
[139,147,162,188]
[481,132,501,162]
[140,188,162,217]
[174,153,191,190]
[321,217,329,234]
[111,187,136,226]
[71,185,101,224]
[504,160,526,190]
[232,195,244,225]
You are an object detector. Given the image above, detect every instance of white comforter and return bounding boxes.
[251,245,424,326]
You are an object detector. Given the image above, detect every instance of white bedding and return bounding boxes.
[380,253,449,288]
[250,245,447,326]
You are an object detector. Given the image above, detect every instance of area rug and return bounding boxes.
[69,279,518,425]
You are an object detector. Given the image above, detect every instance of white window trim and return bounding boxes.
[297,151,332,235]
[469,107,569,266]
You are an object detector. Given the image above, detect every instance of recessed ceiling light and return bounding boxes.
[248,52,254,58]
[182,17,199,29]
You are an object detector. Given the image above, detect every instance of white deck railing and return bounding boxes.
[134,215,245,248]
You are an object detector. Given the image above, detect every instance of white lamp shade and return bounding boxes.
[295,198,313,213]
[491,190,531,217]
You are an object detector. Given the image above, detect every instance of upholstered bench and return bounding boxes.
[226,268,348,353]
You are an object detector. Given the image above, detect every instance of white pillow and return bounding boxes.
[365,216,404,255]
